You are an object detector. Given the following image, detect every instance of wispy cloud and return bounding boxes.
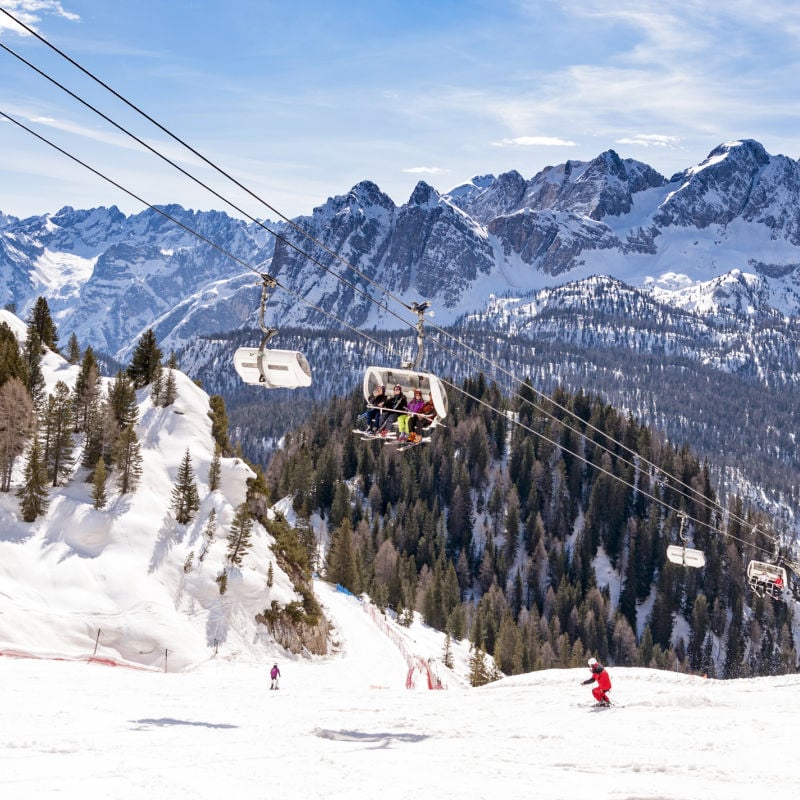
[0,1,79,33]
[616,134,681,148]
[492,136,577,147]
[403,166,448,175]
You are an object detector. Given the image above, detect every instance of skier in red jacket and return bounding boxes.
[582,657,612,706]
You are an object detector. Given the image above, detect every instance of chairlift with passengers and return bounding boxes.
[358,302,447,443]
[232,274,312,389]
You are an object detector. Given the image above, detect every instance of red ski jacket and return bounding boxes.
[584,664,611,691]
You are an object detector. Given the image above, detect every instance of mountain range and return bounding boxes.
[1,138,799,526]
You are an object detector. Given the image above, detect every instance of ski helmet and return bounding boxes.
[588,657,598,667]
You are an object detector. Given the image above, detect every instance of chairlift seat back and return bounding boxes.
[666,545,706,569]
[363,366,448,420]
[747,560,787,593]
[233,347,312,389]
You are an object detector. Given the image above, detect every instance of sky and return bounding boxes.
[1,0,800,221]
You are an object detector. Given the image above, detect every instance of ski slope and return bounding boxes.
[2,579,798,800]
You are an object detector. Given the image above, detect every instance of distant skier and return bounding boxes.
[582,657,611,706]
[270,663,281,690]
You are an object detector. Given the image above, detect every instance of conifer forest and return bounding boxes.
[265,378,797,679]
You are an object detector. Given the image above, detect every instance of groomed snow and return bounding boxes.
[2,579,798,800]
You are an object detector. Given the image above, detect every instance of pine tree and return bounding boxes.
[208,395,231,454]
[91,456,108,509]
[40,380,74,487]
[226,502,253,566]
[16,436,48,522]
[267,562,274,587]
[127,328,163,389]
[171,447,200,524]
[162,352,178,406]
[0,321,26,388]
[468,644,491,687]
[72,347,102,433]
[21,327,46,408]
[82,396,118,473]
[26,297,59,352]
[207,445,222,492]
[113,425,143,494]
[108,371,139,428]
[0,377,34,492]
[150,363,164,405]
[65,332,81,364]
[199,508,217,562]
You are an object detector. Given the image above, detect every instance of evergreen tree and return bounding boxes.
[171,447,200,524]
[207,445,222,492]
[72,347,102,433]
[66,332,81,364]
[0,377,34,492]
[16,436,48,521]
[199,508,217,562]
[162,352,178,406]
[113,425,143,494]
[0,322,25,388]
[208,395,231,454]
[468,644,492,687]
[91,456,108,509]
[26,297,59,352]
[40,380,74,486]
[150,363,164,405]
[226,502,253,566]
[21,327,46,408]
[127,328,163,389]
[326,516,359,592]
[108,370,138,428]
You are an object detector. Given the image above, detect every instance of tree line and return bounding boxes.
[265,376,797,682]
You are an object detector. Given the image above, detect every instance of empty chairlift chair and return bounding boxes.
[232,275,312,389]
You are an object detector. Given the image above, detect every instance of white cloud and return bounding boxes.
[0,1,79,33]
[492,136,577,147]
[616,134,682,148]
[403,166,447,175]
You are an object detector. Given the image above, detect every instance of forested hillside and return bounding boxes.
[265,379,797,679]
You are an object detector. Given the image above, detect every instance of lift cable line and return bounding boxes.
[0,13,786,554]
[0,10,761,536]
[0,108,384,352]
[0,35,414,335]
[1,107,788,570]
[0,6,418,327]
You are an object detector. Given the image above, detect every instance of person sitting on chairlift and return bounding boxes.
[398,388,426,442]
[378,384,407,435]
[365,384,388,432]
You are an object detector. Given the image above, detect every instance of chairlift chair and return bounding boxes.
[358,301,447,440]
[232,274,312,389]
[666,544,707,569]
[746,560,788,599]
[665,513,706,568]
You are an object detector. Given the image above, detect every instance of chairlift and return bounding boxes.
[665,513,706,569]
[232,275,312,389]
[358,302,447,441]
[747,560,787,600]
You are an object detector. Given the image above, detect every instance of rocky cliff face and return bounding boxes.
[2,139,800,361]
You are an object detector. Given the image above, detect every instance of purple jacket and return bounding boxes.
[270,666,280,679]
[406,398,426,415]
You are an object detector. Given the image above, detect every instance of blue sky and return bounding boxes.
[1,0,799,220]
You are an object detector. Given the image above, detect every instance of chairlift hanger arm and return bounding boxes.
[259,274,278,346]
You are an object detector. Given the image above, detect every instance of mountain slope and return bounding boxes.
[0,309,308,670]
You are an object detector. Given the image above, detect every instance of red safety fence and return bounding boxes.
[363,603,445,690]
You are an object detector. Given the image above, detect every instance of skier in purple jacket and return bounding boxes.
[270,663,281,690]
